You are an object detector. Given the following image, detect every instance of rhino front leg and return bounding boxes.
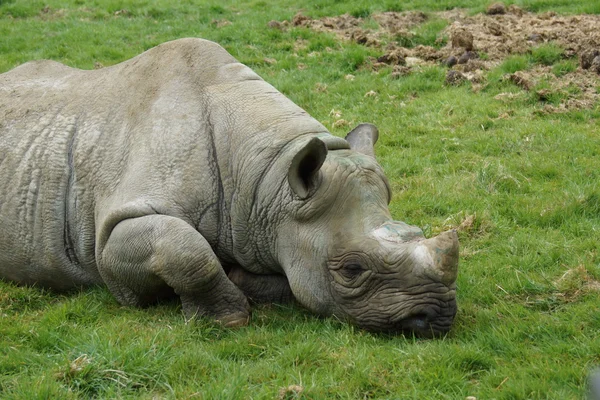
[228,267,294,304]
[98,215,250,327]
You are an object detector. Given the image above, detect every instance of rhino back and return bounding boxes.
[0,60,93,287]
[0,40,228,287]
[0,38,331,288]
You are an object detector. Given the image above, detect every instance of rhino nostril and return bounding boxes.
[400,313,429,331]
[396,312,455,338]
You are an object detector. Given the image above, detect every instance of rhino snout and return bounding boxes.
[354,225,459,336]
[397,307,456,338]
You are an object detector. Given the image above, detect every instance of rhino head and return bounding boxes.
[274,124,458,337]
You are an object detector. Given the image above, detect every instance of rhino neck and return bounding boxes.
[204,84,331,271]
[228,132,333,274]
[202,66,353,275]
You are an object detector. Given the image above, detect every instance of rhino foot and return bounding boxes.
[100,214,252,328]
[217,312,251,328]
[180,289,251,325]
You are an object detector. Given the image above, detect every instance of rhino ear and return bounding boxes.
[345,123,379,158]
[288,137,327,199]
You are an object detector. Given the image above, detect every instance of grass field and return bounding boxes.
[1,0,599,398]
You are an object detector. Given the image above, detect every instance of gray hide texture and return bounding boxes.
[0,38,459,335]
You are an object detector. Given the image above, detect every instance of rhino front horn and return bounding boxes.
[419,230,459,286]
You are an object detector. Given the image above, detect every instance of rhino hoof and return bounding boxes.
[218,312,250,328]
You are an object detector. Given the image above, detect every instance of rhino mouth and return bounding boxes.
[396,310,456,338]
[348,292,457,337]
[392,294,458,337]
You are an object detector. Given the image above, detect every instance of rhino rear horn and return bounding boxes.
[345,123,379,158]
[288,137,327,199]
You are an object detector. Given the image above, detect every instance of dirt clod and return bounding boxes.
[592,56,600,74]
[451,27,475,51]
[268,20,283,29]
[377,50,406,65]
[507,4,524,16]
[458,51,478,64]
[351,30,367,44]
[581,50,600,74]
[508,71,532,90]
[485,20,504,36]
[445,55,458,67]
[391,65,412,79]
[458,59,486,73]
[446,70,466,85]
[486,2,506,15]
[580,50,600,69]
[292,13,310,26]
[540,11,557,20]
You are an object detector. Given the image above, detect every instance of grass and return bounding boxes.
[552,59,578,77]
[394,17,448,49]
[530,42,564,66]
[1,0,599,398]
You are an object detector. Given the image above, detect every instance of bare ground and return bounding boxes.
[275,4,600,112]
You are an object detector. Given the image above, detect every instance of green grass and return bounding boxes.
[1,0,600,398]
[498,55,533,74]
[530,42,565,66]
[394,17,448,49]
[552,59,578,77]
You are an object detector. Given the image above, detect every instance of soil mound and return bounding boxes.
[281,5,600,112]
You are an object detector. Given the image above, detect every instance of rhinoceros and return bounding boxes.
[0,38,458,336]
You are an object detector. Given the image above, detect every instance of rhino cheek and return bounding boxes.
[278,245,338,317]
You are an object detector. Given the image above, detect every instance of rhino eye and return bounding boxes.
[340,263,364,280]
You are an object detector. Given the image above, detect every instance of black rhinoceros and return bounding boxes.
[0,38,458,336]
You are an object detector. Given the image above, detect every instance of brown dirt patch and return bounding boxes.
[554,265,600,302]
[280,6,600,111]
[289,11,428,48]
[501,66,599,113]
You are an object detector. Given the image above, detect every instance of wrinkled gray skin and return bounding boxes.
[0,38,458,336]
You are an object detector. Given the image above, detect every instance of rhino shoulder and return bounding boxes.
[132,38,261,87]
[139,38,237,70]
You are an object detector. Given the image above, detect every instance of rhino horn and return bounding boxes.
[345,123,379,158]
[418,230,459,285]
[288,137,327,199]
